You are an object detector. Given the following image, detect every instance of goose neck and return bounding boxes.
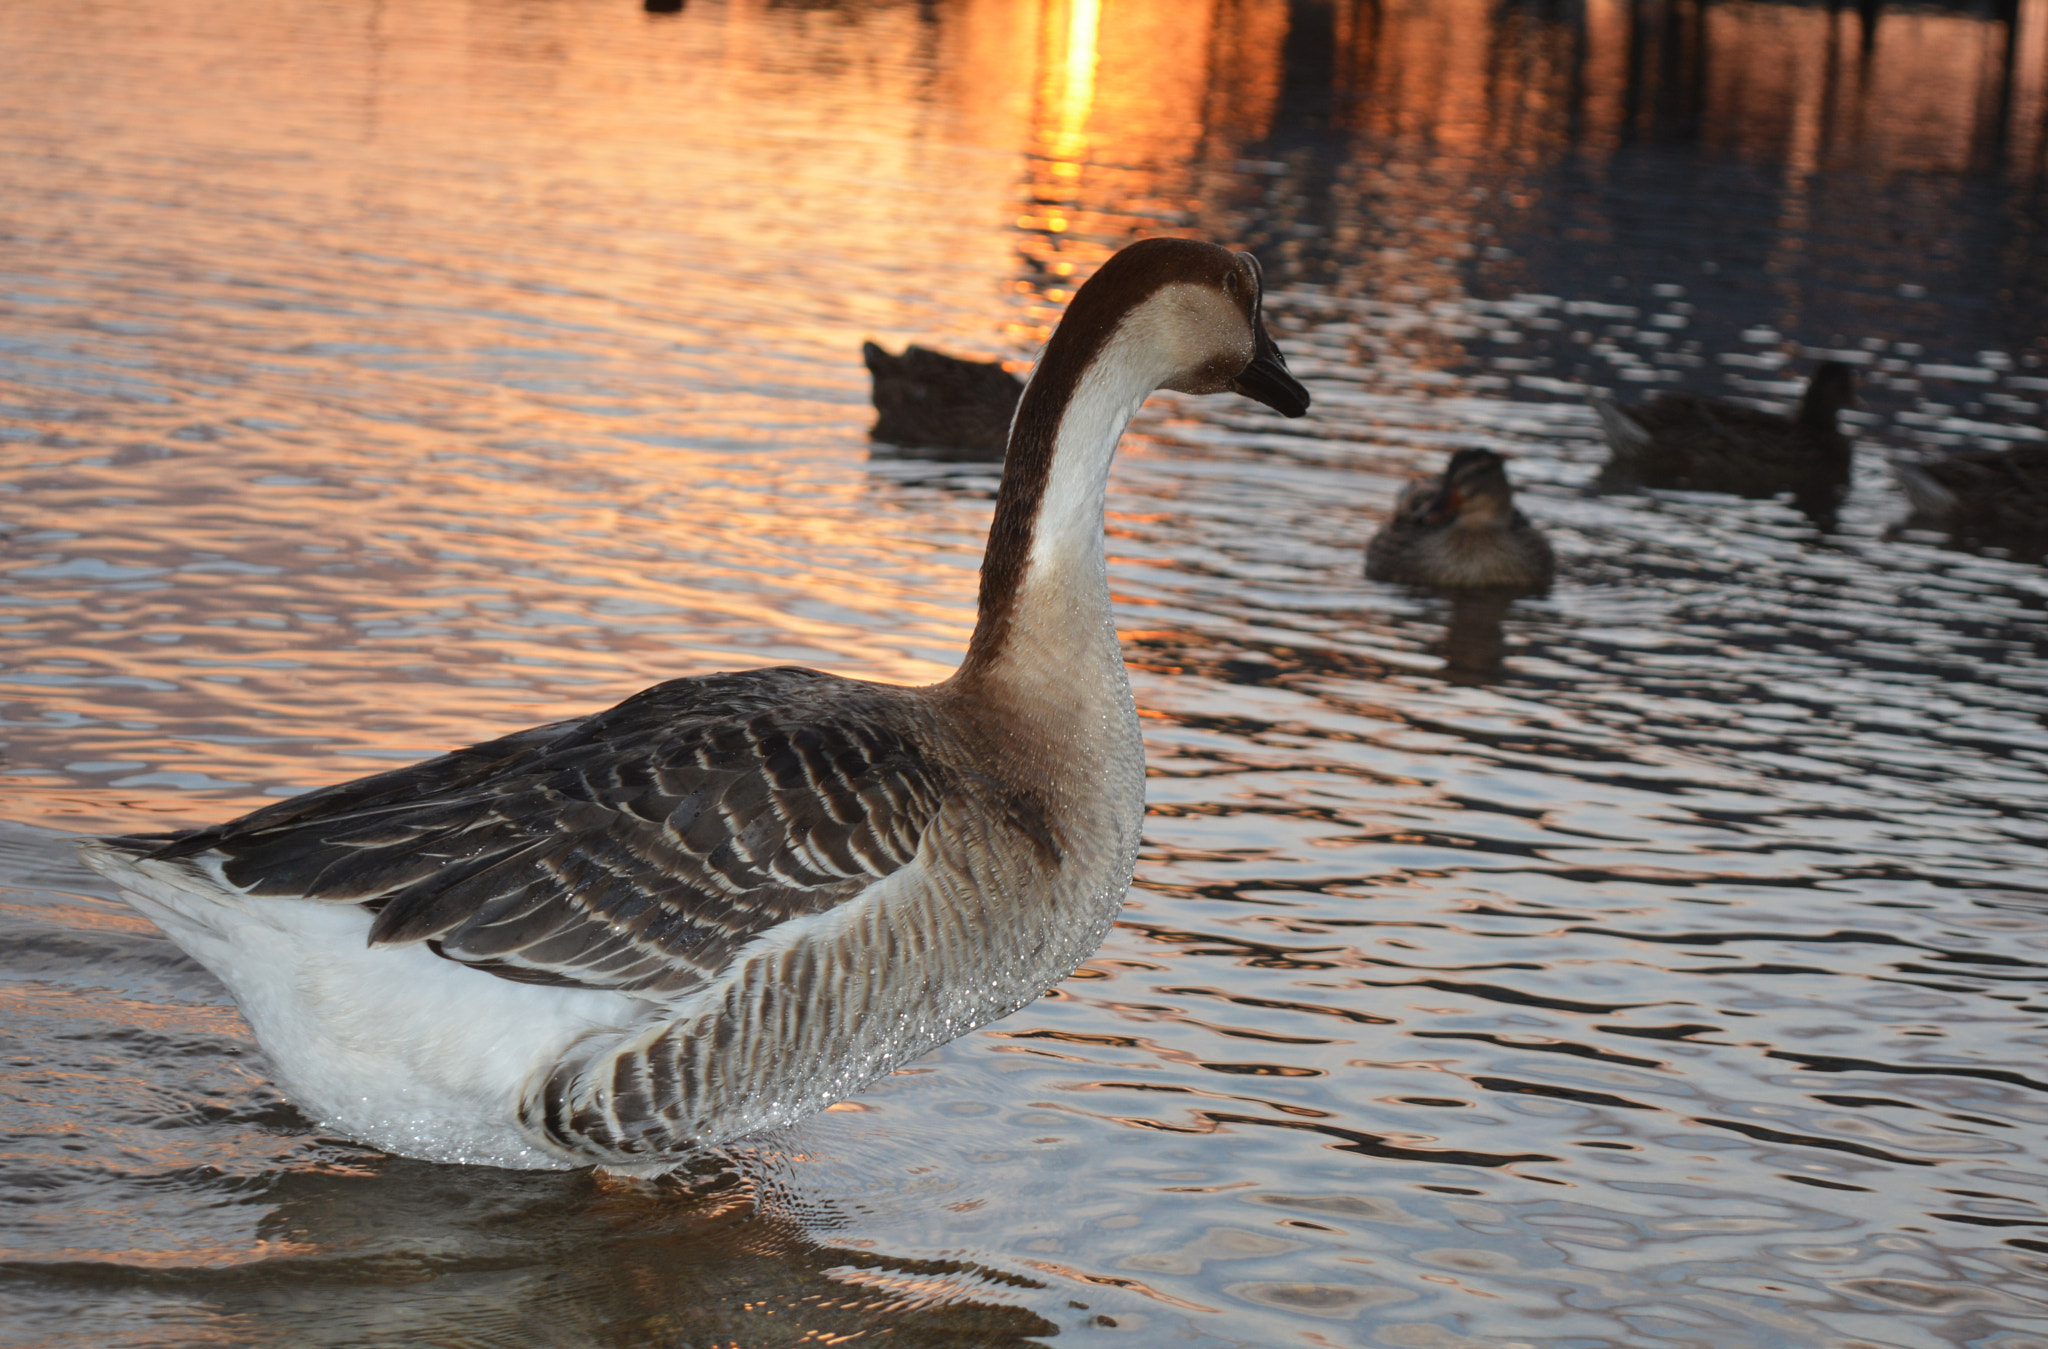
[954,329,1167,691]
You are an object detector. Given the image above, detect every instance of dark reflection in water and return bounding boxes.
[1013,0,2048,475]
[1439,592,1517,683]
[2,1143,1058,1347]
[5,0,2048,1346]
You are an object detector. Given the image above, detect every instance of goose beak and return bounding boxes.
[1231,323,1311,418]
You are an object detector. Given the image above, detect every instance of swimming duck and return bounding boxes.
[862,342,1023,461]
[1589,361,1856,524]
[1891,444,2048,561]
[79,238,1310,1171]
[1366,448,1555,590]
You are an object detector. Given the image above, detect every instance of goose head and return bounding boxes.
[1020,237,1311,424]
[1144,246,1309,415]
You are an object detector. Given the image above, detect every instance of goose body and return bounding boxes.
[80,238,1310,1170]
[1366,448,1555,590]
[1892,444,2048,560]
[862,342,1023,461]
[1590,361,1856,524]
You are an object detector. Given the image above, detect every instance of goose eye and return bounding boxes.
[1223,271,1240,296]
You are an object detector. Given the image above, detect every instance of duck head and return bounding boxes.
[1799,361,1858,424]
[1423,448,1519,528]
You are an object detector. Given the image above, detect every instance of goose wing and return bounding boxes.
[142,667,954,1000]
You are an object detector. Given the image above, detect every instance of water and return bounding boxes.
[4,0,2048,1344]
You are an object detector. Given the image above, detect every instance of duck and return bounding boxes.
[862,342,1023,461]
[1365,448,1555,590]
[1589,360,1857,524]
[78,238,1311,1171]
[1891,444,2048,561]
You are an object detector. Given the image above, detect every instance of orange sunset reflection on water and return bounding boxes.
[4,0,2048,835]
[8,4,2048,1345]
[3,0,2047,839]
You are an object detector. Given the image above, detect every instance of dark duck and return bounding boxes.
[1590,361,1857,525]
[1892,445,2048,562]
[862,342,1023,461]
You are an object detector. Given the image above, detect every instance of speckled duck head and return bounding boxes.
[1424,448,1519,529]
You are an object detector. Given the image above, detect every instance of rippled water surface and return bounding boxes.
[6,0,2048,1345]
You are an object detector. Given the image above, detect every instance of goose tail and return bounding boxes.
[77,836,253,973]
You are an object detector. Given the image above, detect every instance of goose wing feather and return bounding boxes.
[140,667,955,1000]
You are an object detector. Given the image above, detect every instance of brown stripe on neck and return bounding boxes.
[956,238,1240,681]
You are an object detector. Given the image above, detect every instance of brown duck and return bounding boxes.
[1367,448,1555,591]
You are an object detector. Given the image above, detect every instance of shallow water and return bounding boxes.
[5,0,2048,1345]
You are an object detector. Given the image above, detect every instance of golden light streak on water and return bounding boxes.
[1049,0,1103,167]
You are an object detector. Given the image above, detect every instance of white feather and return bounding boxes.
[79,840,645,1168]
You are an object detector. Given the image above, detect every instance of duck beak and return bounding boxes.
[1232,322,1311,418]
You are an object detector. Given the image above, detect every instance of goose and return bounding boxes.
[1365,448,1555,590]
[862,342,1023,461]
[78,237,1311,1171]
[1891,444,2048,560]
[1589,361,1856,524]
